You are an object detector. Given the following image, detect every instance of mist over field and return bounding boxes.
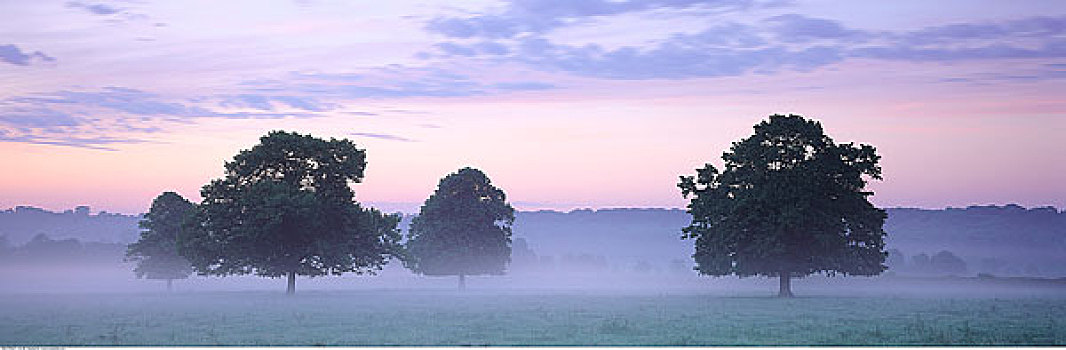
[1,204,1064,345]
[3,204,1063,294]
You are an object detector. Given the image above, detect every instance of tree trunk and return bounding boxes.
[778,271,794,298]
[458,273,466,291]
[286,272,296,295]
[166,279,173,293]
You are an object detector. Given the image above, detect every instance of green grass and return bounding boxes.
[1,290,1063,346]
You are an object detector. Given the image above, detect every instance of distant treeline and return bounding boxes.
[2,204,1064,277]
[0,206,141,245]
[884,204,1066,277]
[0,233,127,266]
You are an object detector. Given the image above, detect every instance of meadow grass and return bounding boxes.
[1,288,1063,346]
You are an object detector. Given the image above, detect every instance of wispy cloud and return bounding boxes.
[65,1,121,15]
[64,1,155,25]
[0,107,82,129]
[895,16,1066,46]
[0,133,147,151]
[425,0,761,39]
[350,132,417,142]
[421,11,1066,80]
[425,24,844,79]
[767,14,873,43]
[0,44,56,66]
[217,94,339,112]
[0,63,556,150]
[241,67,558,99]
[0,87,320,150]
[491,82,556,90]
[6,87,320,119]
[938,65,1066,84]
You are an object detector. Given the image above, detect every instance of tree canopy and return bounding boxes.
[177,130,401,294]
[404,167,514,289]
[678,114,886,297]
[126,192,195,289]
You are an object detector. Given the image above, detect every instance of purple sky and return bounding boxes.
[1,0,1064,214]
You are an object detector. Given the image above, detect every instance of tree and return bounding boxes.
[679,114,886,297]
[510,237,539,272]
[126,192,195,291]
[404,167,514,290]
[929,250,967,276]
[177,131,402,295]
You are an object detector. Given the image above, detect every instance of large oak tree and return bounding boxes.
[404,167,514,290]
[178,131,401,294]
[679,114,886,297]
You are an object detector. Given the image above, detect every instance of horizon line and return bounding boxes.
[2,202,1062,217]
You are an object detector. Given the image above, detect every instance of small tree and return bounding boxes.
[510,237,538,272]
[679,114,886,297]
[126,192,195,291]
[178,131,402,295]
[404,167,514,290]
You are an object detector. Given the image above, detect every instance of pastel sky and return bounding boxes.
[1,0,1064,214]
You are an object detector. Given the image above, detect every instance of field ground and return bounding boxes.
[1,283,1064,346]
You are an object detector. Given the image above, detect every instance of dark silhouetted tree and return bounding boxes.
[126,192,195,291]
[178,131,402,295]
[404,167,514,290]
[679,114,887,297]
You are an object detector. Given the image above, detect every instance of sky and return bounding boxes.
[1,0,1064,214]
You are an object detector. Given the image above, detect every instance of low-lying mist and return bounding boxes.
[4,253,1063,346]
[2,204,1063,298]
[2,258,1063,299]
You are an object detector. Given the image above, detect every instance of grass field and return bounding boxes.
[1,287,1063,346]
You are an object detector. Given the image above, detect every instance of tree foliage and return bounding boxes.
[126,192,195,281]
[177,131,401,290]
[405,167,514,277]
[678,114,886,283]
